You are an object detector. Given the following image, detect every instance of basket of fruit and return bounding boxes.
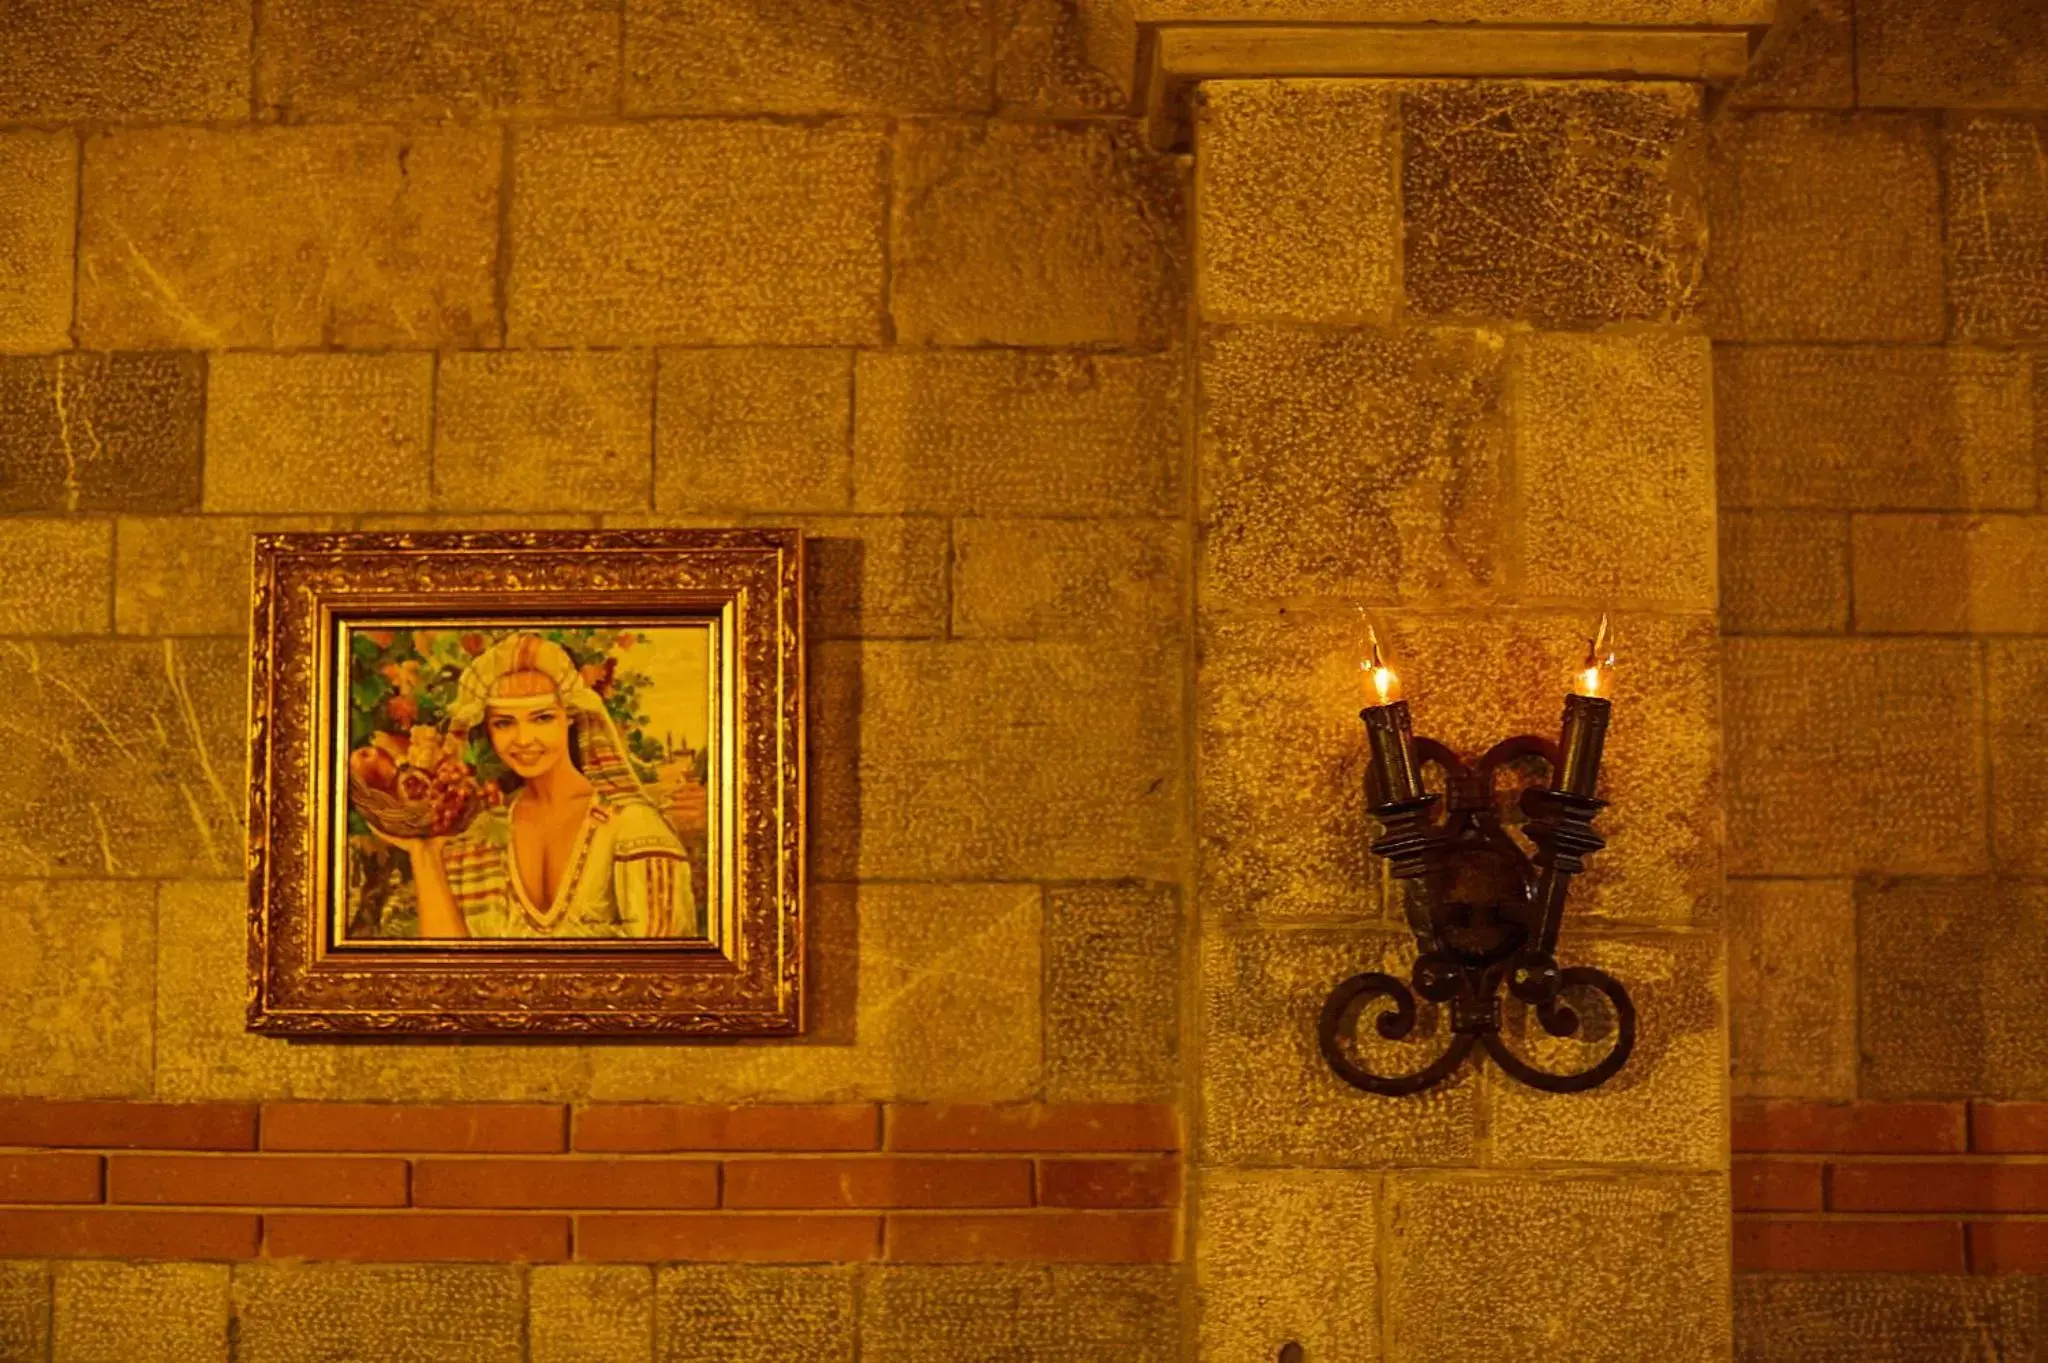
[347,726,493,841]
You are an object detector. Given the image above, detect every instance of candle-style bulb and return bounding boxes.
[1363,626,1401,705]
[1573,615,1615,699]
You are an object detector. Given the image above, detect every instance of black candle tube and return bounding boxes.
[1362,700,1426,806]
[1554,693,1612,798]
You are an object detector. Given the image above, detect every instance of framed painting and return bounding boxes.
[246,529,804,1036]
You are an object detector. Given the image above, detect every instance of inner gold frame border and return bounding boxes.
[246,529,805,1038]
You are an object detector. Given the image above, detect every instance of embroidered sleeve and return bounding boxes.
[609,804,697,939]
[442,819,512,938]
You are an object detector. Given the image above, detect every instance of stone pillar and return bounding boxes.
[1173,15,1745,1357]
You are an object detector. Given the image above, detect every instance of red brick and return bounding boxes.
[1036,1159,1181,1210]
[885,1105,1180,1153]
[1732,1159,1824,1213]
[262,1103,566,1153]
[0,1209,259,1258]
[1969,1221,2048,1273]
[108,1155,407,1208]
[264,1213,569,1262]
[574,1105,879,1152]
[414,1158,717,1210]
[0,1100,257,1151]
[1972,1103,2048,1153]
[575,1213,880,1263]
[1832,1161,2048,1213]
[885,1211,1177,1263]
[0,1153,101,1204]
[1732,1217,1964,1272]
[1731,1101,1966,1154]
[724,1157,1031,1210]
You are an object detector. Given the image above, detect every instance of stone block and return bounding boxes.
[1201,927,1477,1166]
[890,120,1184,348]
[1716,347,2035,511]
[1736,1273,2037,1361]
[0,881,153,1098]
[653,1265,856,1362]
[1849,515,1973,633]
[0,1262,47,1360]
[115,516,345,637]
[1487,933,1724,1169]
[860,1265,1178,1361]
[1046,884,1181,1102]
[258,0,619,119]
[627,0,989,114]
[0,639,243,879]
[0,520,111,634]
[1720,510,1848,633]
[233,1263,523,1362]
[1195,81,1398,325]
[1515,332,1715,611]
[1947,115,2048,342]
[509,122,886,346]
[995,0,1130,114]
[1857,0,2048,108]
[1403,81,1704,327]
[656,349,853,514]
[1729,879,1857,1100]
[1198,324,1504,605]
[1710,112,1944,341]
[1726,639,1985,877]
[1726,0,1854,109]
[532,1265,653,1363]
[852,351,1181,517]
[52,1262,228,1362]
[204,354,433,513]
[1197,1169,1378,1362]
[78,126,498,350]
[0,353,204,514]
[1992,641,2048,876]
[434,351,654,513]
[811,639,1179,882]
[0,130,73,353]
[801,518,951,641]
[0,0,250,119]
[953,519,1182,641]
[1384,1173,1729,1362]
[1860,878,2048,1098]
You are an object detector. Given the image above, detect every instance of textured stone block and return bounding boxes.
[532,1265,653,1363]
[0,881,153,1098]
[0,353,204,514]
[1198,1170,1378,1361]
[861,1265,1177,1362]
[1515,333,1714,610]
[233,1264,522,1362]
[1198,324,1504,605]
[1046,884,1181,1102]
[1857,0,2048,108]
[1196,81,1398,324]
[1992,641,2048,876]
[657,349,853,513]
[1736,1273,2037,1362]
[853,351,1181,516]
[1721,510,1848,633]
[1729,879,1857,1100]
[1385,1174,1729,1361]
[801,518,950,641]
[0,520,111,634]
[1711,112,1944,341]
[652,1265,855,1362]
[1947,115,2048,342]
[0,0,250,119]
[1716,347,2035,511]
[812,640,1178,881]
[0,130,74,353]
[1849,515,1973,633]
[510,123,886,346]
[1726,0,1853,108]
[953,519,1181,641]
[994,0,1130,114]
[79,126,498,350]
[0,1262,46,1358]
[1201,928,1476,1165]
[891,120,1184,348]
[259,0,618,119]
[1725,639,1985,876]
[205,354,433,513]
[628,0,988,113]
[115,516,344,637]
[1404,81,1704,327]
[434,351,653,513]
[53,1261,228,1362]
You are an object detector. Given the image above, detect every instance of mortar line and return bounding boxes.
[67,127,83,350]
[646,349,660,512]
[496,123,515,348]
[1176,107,1203,1361]
[615,0,629,117]
[879,119,899,346]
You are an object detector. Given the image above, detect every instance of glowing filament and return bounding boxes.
[1363,625,1402,705]
[1573,615,1615,699]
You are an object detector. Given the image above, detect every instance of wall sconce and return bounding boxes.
[1318,621,1636,1096]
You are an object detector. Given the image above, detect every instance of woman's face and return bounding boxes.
[486,702,570,780]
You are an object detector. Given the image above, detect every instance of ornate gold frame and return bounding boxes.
[246,529,804,1037]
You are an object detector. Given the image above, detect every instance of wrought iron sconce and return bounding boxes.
[1318,622,1636,1097]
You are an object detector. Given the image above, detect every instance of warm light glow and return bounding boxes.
[1362,625,1402,705]
[1573,615,1616,699]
